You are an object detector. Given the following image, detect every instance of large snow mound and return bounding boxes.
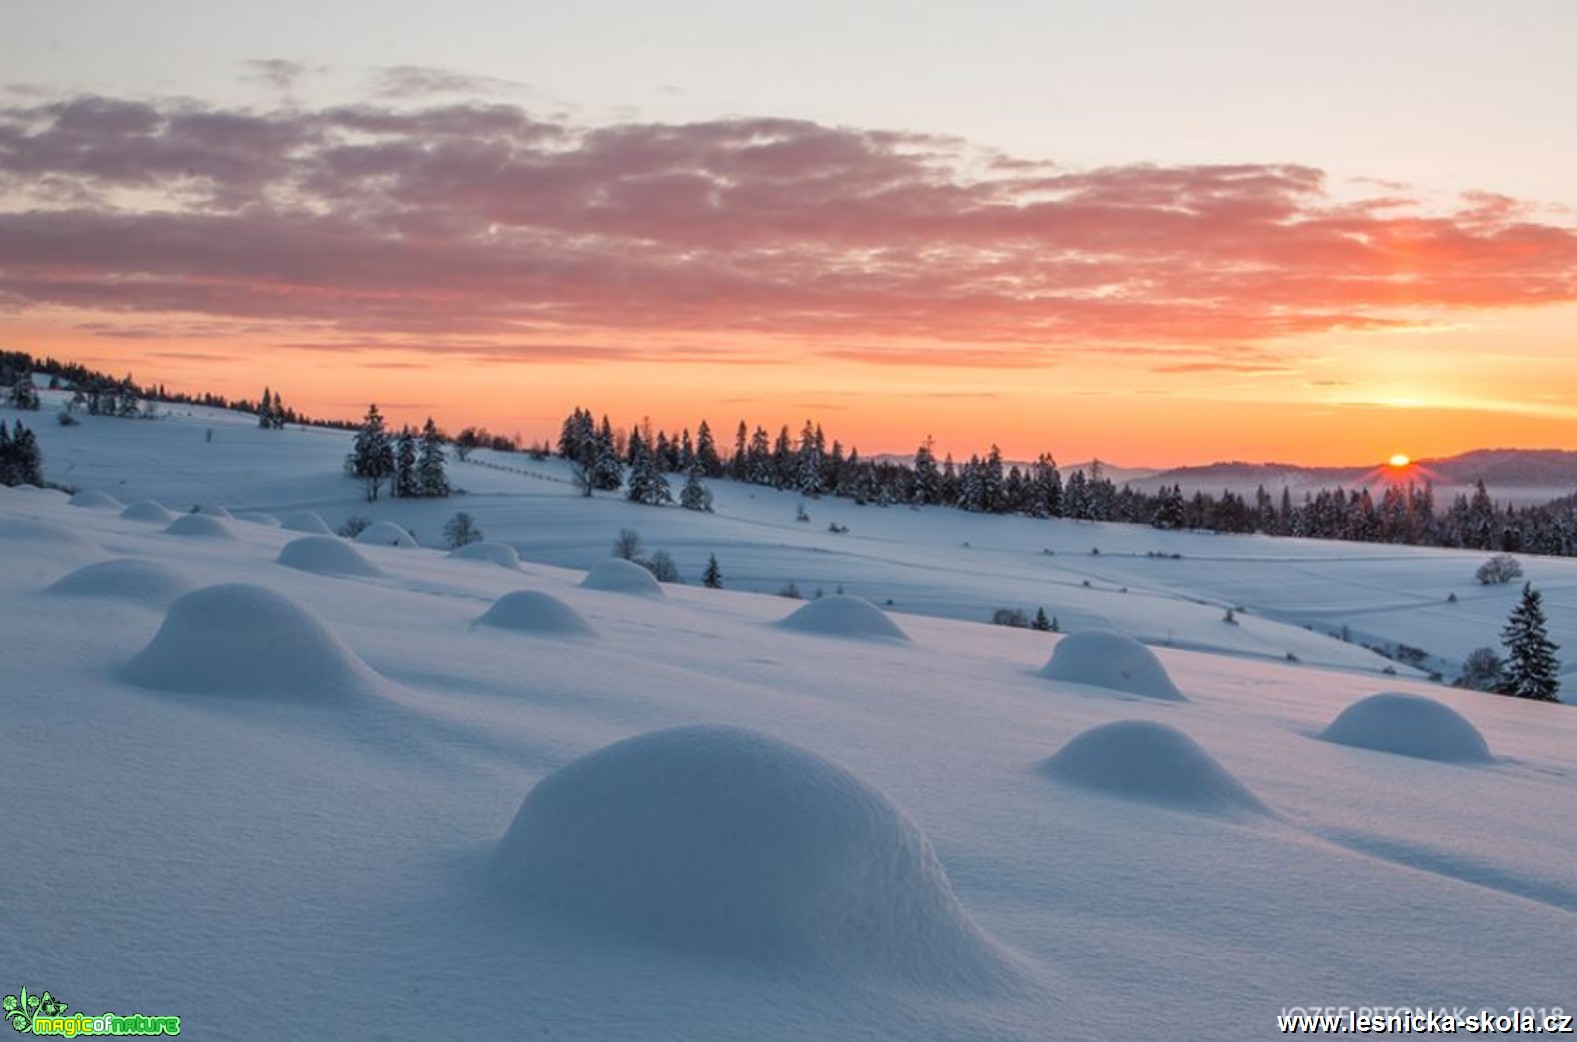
[0,517,101,557]
[1039,720,1267,816]
[579,558,665,598]
[1038,630,1187,701]
[69,489,124,510]
[355,521,418,548]
[777,594,910,642]
[494,725,1005,983]
[236,511,281,527]
[46,558,193,606]
[277,536,383,578]
[281,510,333,535]
[164,514,236,539]
[1321,693,1492,763]
[197,504,234,519]
[119,500,175,523]
[475,590,595,637]
[449,541,522,569]
[122,583,382,700]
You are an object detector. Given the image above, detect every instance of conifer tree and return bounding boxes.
[259,388,274,428]
[395,426,419,498]
[1500,582,1562,702]
[702,553,723,588]
[8,374,40,411]
[680,462,712,511]
[418,417,450,497]
[696,420,722,477]
[1032,607,1053,631]
[625,430,673,506]
[912,436,940,505]
[347,404,395,501]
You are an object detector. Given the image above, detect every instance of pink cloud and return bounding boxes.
[0,94,1574,365]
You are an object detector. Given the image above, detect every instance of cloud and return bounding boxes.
[242,59,320,95]
[372,66,530,99]
[0,92,1574,367]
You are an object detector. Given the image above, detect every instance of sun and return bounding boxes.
[1388,453,1411,468]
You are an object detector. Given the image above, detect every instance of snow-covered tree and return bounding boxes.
[679,463,713,511]
[1457,646,1505,692]
[912,436,940,505]
[8,374,40,411]
[442,511,483,548]
[346,404,395,501]
[625,430,673,506]
[702,553,722,589]
[394,426,419,498]
[1500,582,1562,702]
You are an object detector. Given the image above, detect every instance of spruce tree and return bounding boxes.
[395,426,419,498]
[418,418,450,497]
[1032,607,1052,631]
[259,388,274,428]
[625,431,672,506]
[347,404,395,501]
[1500,582,1562,702]
[702,553,723,588]
[0,421,14,486]
[680,462,712,511]
[8,374,40,411]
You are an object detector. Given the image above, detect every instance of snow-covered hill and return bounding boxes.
[3,397,1575,1039]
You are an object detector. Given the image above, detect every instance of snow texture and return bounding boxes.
[580,557,665,598]
[119,499,176,523]
[355,520,419,547]
[45,558,193,607]
[277,535,383,578]
[1038,720,1267,816]
[68,489,124,510]
[121,582,383,700]
[494,725,1006,984]
[197,504,235,519]
[281,510,334,534]
[1038,629,1187,701]
[449,540,522,569]
[236,511,281,526]
[777,594,910,642]
[1321,692,1493,763]
[474,590,596,637]
[164,513,236,539]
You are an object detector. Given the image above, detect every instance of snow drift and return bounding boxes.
[1321,692,1492,763]
[281,511,334,535]
[475,590,595,637]
[579,558,665,598]
[197,504,234,519]
[1038,630,1187,701]
[277,536,383,578]
[46,558,193,607]
[119,500,175,523]
[236,511,281,526]
[777,594,910,642]
[69,489,124,510]
[164,514,236,539]
[1038,720,1267,816]
[449,541,522,569]
[121,583,383,700]
[355,521,418,548]
[493,725,1006,984]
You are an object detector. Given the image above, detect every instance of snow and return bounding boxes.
[276,535,384,578]
[281,509,334,534]
[68,489,123,510]
[1320,692,1494,763]
[354,519,418,547]
[197,504,235,519]
[493,725,1008,985]
[777,593,910,642]
[119,499,176,523]
[580,556,665,597]
[1037,629,1187,701]
[449,540,523,569]
[5,398,1577,1039]
[121,582,384,701]
[474,590,596,637]
[45,557,194,607]
[1038,720,1268,817]
[163,513,236,538]
[235,510,281,526]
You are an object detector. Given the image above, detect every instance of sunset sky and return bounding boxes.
[4,0,1576,466]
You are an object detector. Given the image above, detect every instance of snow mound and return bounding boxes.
[355,521,419,548]
[0,517,101,557]
[579,558,665,598]
[236,511,281,526]
[1321,693,1492,763]
[277,536,383,578]
[122,583,381,700]
[281,511,333,535]
[69,489,124,510]
[1037,630,1187,701]
[449,541,522,569]
[1039,720,1267,816]
[119,500,175,523]
[46,558,193,606]
[197,504,234,519]
[164,514,236,539]
[494,725,1004,982]
[475,590,595,637]
[777,595,910,642]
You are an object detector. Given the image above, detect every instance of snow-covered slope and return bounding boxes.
[4,398,1576,1039]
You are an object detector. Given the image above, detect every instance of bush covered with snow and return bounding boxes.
[354,521,419,548]
[777,594,910,642]
[163,514,236,539]
[1039,720,1266,816]
[580,557,665,598]
[474,590,596,637]
[1038,630,1186,701]
[119,499,175,523]
[1321,692,1492,763]
[46,558,193,606]
[277,536,383,578]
